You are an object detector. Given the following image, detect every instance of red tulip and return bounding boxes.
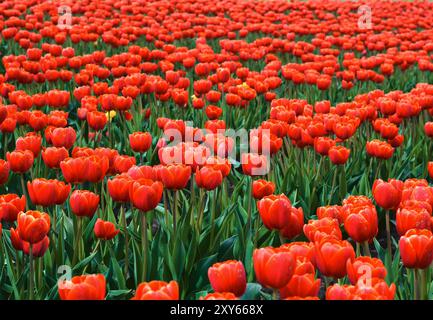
[208,260,247,297]
[0,194,26,222]
[129,179,163,212]
[257,194,292,230]
[253,246,295,289]
[328,146,350,165]
[6,150,34,173]
[316,205,345,224]
[58,274,106,300]
[131,281,179,300]
[27,178,70,207]
[396,206,431,236]
[195,166,223,191]
[70,190,100,218]
[94,218,120,240]
[42,147,69,168]
[113,155,136,174]
[303,217,342,243]
[107,174,132,203]
[315,238,355,279]
[159,164,191,190]
[87,111,107,131]
[252,179,275,200]
[17,210,50,244]
[280,262,321,299]
[399,229,433,269]
[129,132,152,153]
[346,256,387,285]
[344,205,378,243]
[279,206,304,240]
[16,133,42,157]
[372,179,403,210]
[51,127,76,149]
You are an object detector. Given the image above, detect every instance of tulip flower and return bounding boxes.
[252,179,275,200]
[70,190,100,218]
[343,205,378,251]
[131,281,179,300]
[346,256,387,285]
[257,194,292,231]
[315,238,355,279]
[208,260,247,297]
[129,132,152,153]
[41,147,69,169]
[303,217,342,243]
[27,178,71,207]
[94,218,120,240]
[328,145,350,165]
[253,247,295,293]
[58,274,106,300]
[372,178,403,257]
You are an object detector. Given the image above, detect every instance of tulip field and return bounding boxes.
[2,0,433,302]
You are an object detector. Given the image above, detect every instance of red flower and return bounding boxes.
[51,127,76,149]
[42,147,69,169]
[396,206,431,236]
[94,218,120,240]
[6,150,34,173]
[113,155,136,174]
[208,260,247,297]
[87,111,107,131]
[252,179,275,200]
[58,274,106,300]
[344,205,378,243]
[131,281,179,300]
[257,194,292,230]
[17,210,50,244]
[70,190,100,218]
[60,155,109,184]
[241,153,268,176]
[0,194,26,222]
[27,178,71,207]
[159,164,191,190]
[328,146,350,165]
[279,206,304,240]
[129,132,152,153]
[399,229,433,269]
[303,218,342,243]
[129,179,163,212]
[346,256,387,285]
[372,179,403,210]
[315,238,355,279]
[316,205,345,224]
[195,166,223,191]
[280,264,321,299]
[253,246,295,289]
[16,133,42,157]
[107,174,132,203]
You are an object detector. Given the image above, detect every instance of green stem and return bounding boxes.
[363,241,371,257]
[121,205,129,278]
[210,188,218,248]
[420,268,428,300]
[20,175,29,211]
[141,213,148,282]
[28,245,33,300]
[385,210,392,260]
